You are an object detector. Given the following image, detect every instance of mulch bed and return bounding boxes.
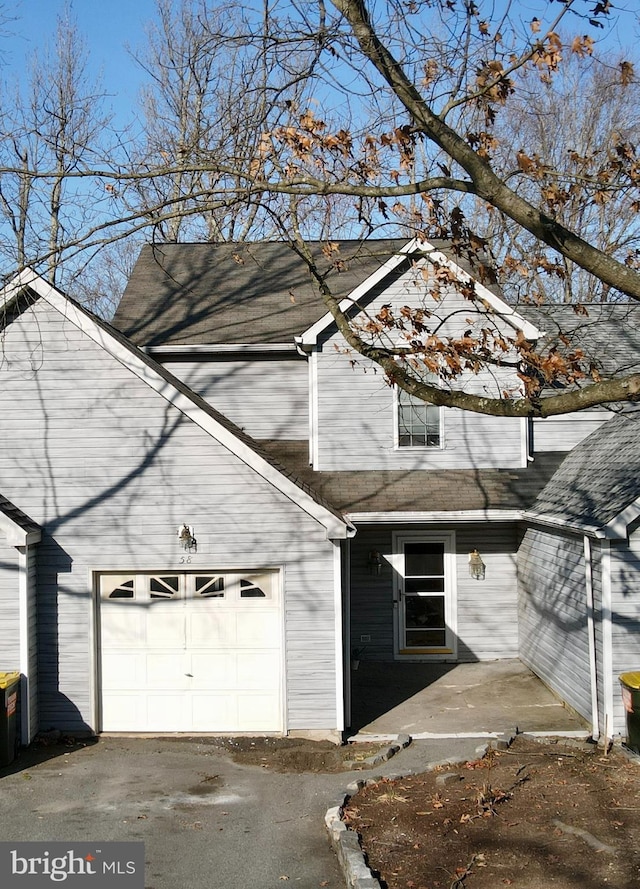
[343,736,640,889]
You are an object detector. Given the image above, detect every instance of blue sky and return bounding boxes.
[3,0,638,136]
[7,0,158,125]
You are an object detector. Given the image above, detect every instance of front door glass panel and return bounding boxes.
[399,539,451,652]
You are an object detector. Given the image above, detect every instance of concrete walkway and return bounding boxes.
[350,659,589,737]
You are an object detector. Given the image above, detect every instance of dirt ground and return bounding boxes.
[193,735,390,772]
[343,736,640,889]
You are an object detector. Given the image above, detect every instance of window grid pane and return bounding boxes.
[398,391,440,448]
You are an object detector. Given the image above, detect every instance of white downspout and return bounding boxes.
[343,538,352,731]
[309,350,319,469]
[17,545,31,744]
[601,540,615,744]
[333,540,345,734]
[583,536,599,741]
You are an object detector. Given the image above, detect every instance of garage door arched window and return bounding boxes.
[195,576,225,598]
[106,578,134,599]
[148,576,179,599]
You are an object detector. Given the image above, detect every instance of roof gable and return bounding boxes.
[0,270,351,540]
[298,238,542,347]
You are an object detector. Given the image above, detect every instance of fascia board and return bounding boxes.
[0,267,41,312]
[298,241,415,346]
[297,237,543,346]
[7,271,351,541]
[145,343,299,356]
[0,514,41,548]
[351,506,630,540]
[523,509,626,540]
[346,509,524,524]
[602,495,640,538]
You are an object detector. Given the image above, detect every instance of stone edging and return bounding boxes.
[326,738,490,889]
[342,733,411,771]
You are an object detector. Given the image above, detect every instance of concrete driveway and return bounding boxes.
[0,734,484,889]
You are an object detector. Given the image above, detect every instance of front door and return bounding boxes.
[393,532,456,659]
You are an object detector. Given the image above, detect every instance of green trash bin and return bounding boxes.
[0,671,20,767]
[619,672,640,754]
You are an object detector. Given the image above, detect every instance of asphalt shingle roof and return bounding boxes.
[113,239,507,346]
[114,240,408,346]
[115,242,640,383]
[519,304,640,377]
[257,441,566,514]
[531,407,640,527]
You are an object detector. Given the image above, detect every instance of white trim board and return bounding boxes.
[347,510,523,525]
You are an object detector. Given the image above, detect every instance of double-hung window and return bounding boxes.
[397,385,441,448]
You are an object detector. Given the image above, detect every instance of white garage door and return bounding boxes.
[98,571,283,732]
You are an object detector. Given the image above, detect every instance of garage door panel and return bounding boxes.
[145,653,191,688]
[190,693,239,731]
[101,693,143,731]
[146,693,190,731]
[190,652,236,686]
[146,607,186,646]
[237,611,280,646]
[236,693,282,731]
[187,610,236,646]
[101,653,146,689]
[99,570,283,733]
[236,651,281,689]
[101,608,146,646]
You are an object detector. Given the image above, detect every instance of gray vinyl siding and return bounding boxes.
[315,347,524,469]
[0,300,338,733]
[518,527,592,722]
[610,530,640,737]
[162,357,309,440]
[349,523,519,662]
[591,547,605,734]
[349,528,395,660]
[315,263,525,470]
[455,525,519,661]
[532,411,609,453]
[0,541,19,668]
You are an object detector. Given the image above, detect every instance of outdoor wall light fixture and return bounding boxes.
[368,550,383,575]
[178,523,197,553]
[469,548,486,581]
